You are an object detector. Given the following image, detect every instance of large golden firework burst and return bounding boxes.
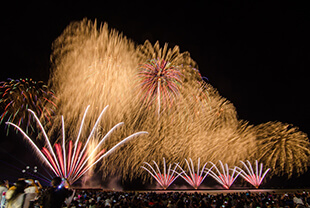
[49,19,141,138]
[255,121,310,177]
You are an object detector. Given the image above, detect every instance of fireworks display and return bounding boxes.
[47,19,310,179]
[1,19,310,184]
[0,78,57,134]
[6,106,148,184]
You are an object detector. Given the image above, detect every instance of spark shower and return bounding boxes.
[1,19,310,184]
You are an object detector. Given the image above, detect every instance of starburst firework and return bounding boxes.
[255,121,310,177]
[138,58,182,115]
[0,78,57,134]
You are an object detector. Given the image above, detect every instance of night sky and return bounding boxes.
[1,1,310,183]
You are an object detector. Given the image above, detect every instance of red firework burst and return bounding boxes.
[0,78,57,134]
[138,58,182,115]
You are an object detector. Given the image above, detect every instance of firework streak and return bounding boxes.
[6,105,148,184]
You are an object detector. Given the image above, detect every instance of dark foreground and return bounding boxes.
[66,188,310,207]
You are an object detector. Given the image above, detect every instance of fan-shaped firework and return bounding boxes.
[0,78,57,134]
[236,160,270,188]
[206,161,241,189]
[6,105,148,185]
[175,158,211,189]
[141,158,181,189]
[138,58,182,115]
[255,121,310,177]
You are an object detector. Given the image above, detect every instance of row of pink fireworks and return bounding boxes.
[141,158,270,190]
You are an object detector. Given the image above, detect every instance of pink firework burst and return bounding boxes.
[141,158,182,189]
[236,160,270,188]
[138,58,182,115]
[176,158,211,189]
[206,161,241,189]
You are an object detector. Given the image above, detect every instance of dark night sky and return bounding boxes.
[1,1,310,182]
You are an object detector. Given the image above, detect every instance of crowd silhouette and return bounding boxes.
[0,178,309,208]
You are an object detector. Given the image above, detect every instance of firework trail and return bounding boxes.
[141,158,181,189]
[6,105,148,184]
[206,161,241,189]
[175,158,211,189]
[236,160,270,188]
[254,121,310,177]
[0,78,57,134]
